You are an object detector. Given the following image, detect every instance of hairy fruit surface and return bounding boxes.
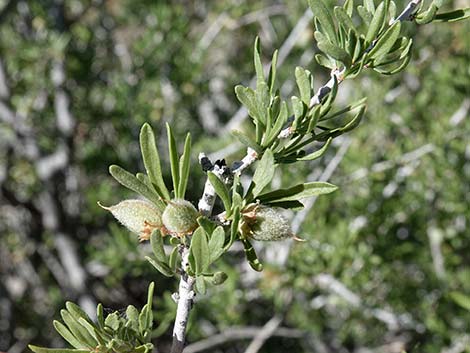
[162,199,199,236]
[240,204,294,241]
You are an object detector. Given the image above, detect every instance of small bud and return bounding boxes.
[212,271,228,285]
[241,204,298,241]
[98,199,162,241]
[162,199,199,236]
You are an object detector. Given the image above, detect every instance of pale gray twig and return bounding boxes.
[184,325,304,353]
[243,315,283,353]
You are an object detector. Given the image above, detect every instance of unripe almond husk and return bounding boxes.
[162,199,199,236]
[98,199,162,241]
[241,204,303,241]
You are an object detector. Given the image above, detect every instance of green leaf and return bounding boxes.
[139,123,170,200]
[177,133,191,199]
[126,305,140,325]
[309,0,338,44]
[197,216,216,234]
[295,67,312,105]
[109,165,162,206]
[96,304,105,329]
[147,282,155,312]
[264,101,288,147]
[150,229,167,264]
[195,276,207,294]
[298,137,332,161]
[267,49,279,93]
[166,123,180,198]
[65,302,92,324]
[241,238,263,272]
[250,149,275,198]
[366,1,386,44]
[226,206,240,250]
[318,41,352,67]
[231,130,262,154]
[207,171,232,213]
[357,5,373,25]
[367,22,401,61]
[334,6,356,34]
[321,97,367,121]
[208,226,226,263]
[169,246,179,272]
[416,4,438,24]
[60,310,96,348]
[258,181,338,203]
[434,8,470,22]
[315,53,336,69]
[364,0,375,13]
[29,346,89,353]
[235,86,263,125]
[253,37,265,88]
[343,0,354,16]
[265,200,305,210]
[53,320,84,349]
[449,291,470,311]
[190,227,210,275]
[145,256,174,277]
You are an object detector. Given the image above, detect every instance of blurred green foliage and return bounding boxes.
[0,0,469,352]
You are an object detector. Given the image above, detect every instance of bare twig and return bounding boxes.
[243,315,283,353]
[171,246,196,353]
[184,326,305,353]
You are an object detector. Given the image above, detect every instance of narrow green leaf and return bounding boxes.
[235,86,263,124]
[197,216,216,234]
[169,246,179,272]
[150,229,167,264]
[291,96,304,122]
[190,227,210,275]
[241,238,263,272]
[318,41,352,67]
[309,0,338,44]
[231,130,262,154]
[265,101,288,147]
[60,310,96,348]
[315,53,337,69]
[146,282,155,323]
[195,276,207,294]
[298,137,332,161]
[334,6,356,34]
[177,133,191,198]
[29,346,89,353]
[343,0,354,16]
[139,123,170,200]
[267,49,279,93]
[250,149,275,198]
[226,206,240,250]
[166,123,180,198]
[109,165,161,206]
[76,318,98,343]
[126,305,139,324]
[207,171,232,213]
[96,304,104,329]
[145,256,174,277]
[357,5,373,25]
[367,22,401,61]
[366,1,386,43]
[253,37,265,88]
[258,181,338,203]
[364,0,375,13]
[449,291,470,311]
[53,320,84,349]
[209,226,226,263]
[416,4,438,24]
[139,304,151,335]
[321,97,367,121]
[65,302,92,324]
[295,67,312,105]
[434,8,470,22]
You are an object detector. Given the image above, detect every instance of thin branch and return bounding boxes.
[243,315,283,353]
[184,326,305,353]
[171,246,196,353]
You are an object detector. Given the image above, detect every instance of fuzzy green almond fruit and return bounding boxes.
[162,199,199,236]
[240,204,302,241]
[98,199,162,241]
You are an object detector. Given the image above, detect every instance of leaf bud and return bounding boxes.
[162,199,199,236]
[98,199,162,241]
[211,271,228,285]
